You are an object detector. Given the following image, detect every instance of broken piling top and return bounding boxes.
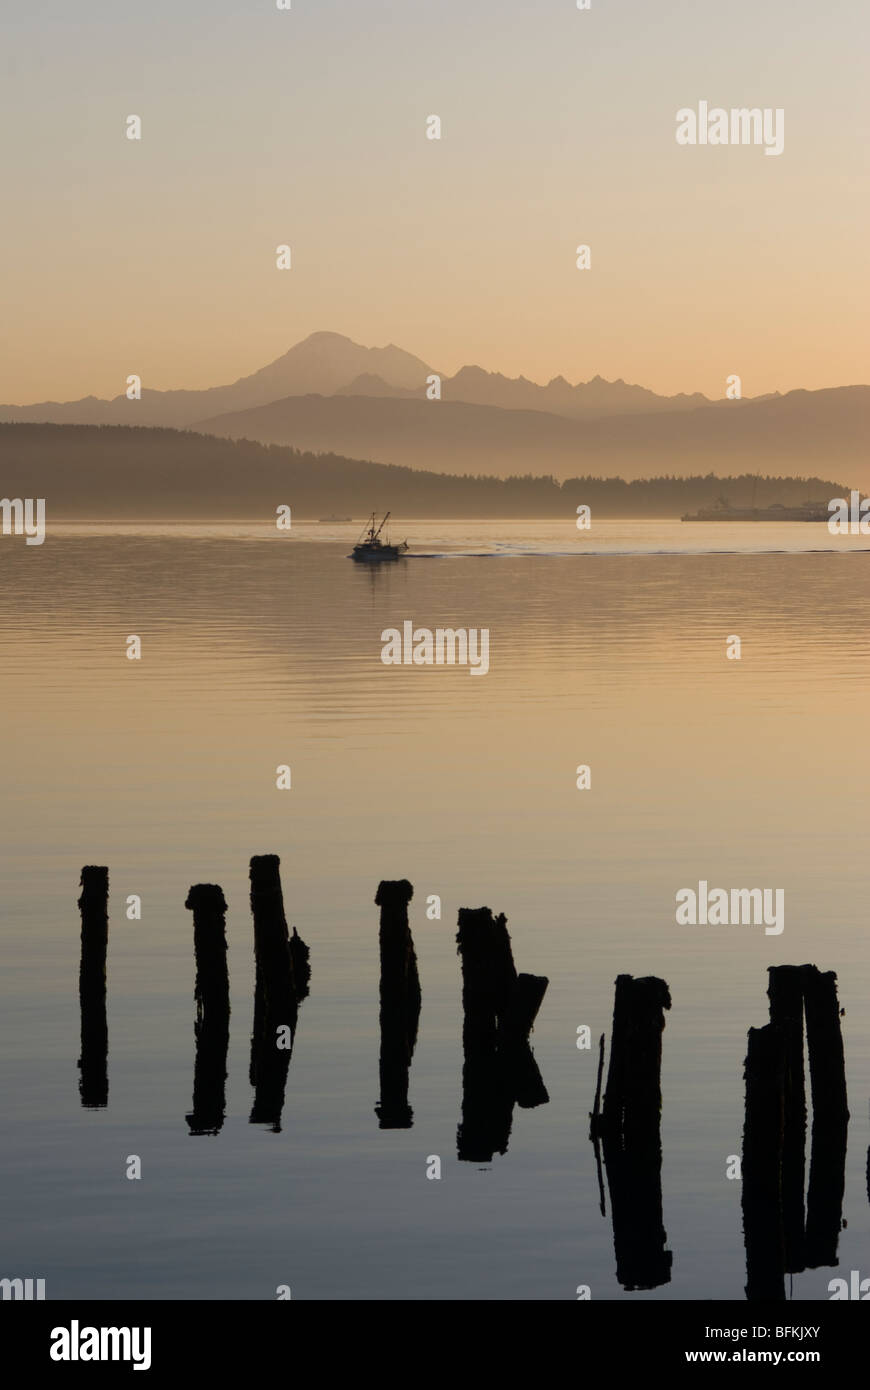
[185,884,228,915]
[606,975,671,1062]
[802,964,849,1127]
[250,855,292,954]
[765,969,807,1098]
[375,879,414,909]
[375,876,420,1039]
[767,963,806,1017]
[376,879,417,956]
[765,962,848,1126]
[456,907,518,1009]
[248,852,297,1018]
[185,883,230,1018]
[249,854,286,914]
[78,866,109,964]
[743,1023,786,1139]
[767,965,808,1091]
[602,974,671,1132]
[78,865,109,911]
[184,883,229,956]
[630,975,672,1017]
[376,879,416,970]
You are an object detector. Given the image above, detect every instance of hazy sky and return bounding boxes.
[1,0,867,403]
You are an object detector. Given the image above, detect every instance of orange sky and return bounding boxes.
[1,0,867,403]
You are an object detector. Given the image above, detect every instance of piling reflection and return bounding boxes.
[77,865,109,1109]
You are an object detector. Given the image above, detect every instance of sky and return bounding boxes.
[1,0,867,403]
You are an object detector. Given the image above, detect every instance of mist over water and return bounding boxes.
[1,521,868,1299]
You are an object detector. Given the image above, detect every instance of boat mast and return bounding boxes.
[357,512,376,544]
[355,511,393,546]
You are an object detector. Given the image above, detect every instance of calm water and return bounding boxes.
[1,520,868,1300]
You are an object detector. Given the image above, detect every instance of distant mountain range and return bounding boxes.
[2,331,868,485]
[331,362,716,417]
[195,384,870,486]
[0,333,434,428]
[0,328,737,427]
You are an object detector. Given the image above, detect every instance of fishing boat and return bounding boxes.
[350,512,409,562]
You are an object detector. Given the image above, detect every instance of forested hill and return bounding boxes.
[0,424,849,520]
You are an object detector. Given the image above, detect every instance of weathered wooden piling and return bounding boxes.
[186,885,229,1019]
[455,907,549,1161]
[599,974,671,1140]
[250,854,297,1021]
[456,907,510,1054]
[594,974,672,1291]
[456,908,548,1052]
[743,962,849,1293]
[184,884,230,1136]
[456,908,511,1159]
[767,965,807,1273]
[374,879,421,1129]
[375,880,420,1021]
[803,965,848,1267]
[77,866,109,1108]
[742,1023,786,1302]
[248,854,309,1131]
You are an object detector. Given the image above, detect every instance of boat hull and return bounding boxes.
[351,545,403,562]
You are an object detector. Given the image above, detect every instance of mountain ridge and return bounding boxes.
[0,329,748,425]
[4,332,866,483]
[192,384,870,486]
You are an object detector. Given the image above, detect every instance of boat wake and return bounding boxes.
[405,547,869,558]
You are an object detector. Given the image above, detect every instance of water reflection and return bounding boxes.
[77,866,109,1109]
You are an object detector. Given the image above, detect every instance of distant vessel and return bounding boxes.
[350,511,409,562]
[681,497,831,522]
